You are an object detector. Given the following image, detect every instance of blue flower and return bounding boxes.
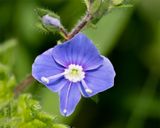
[32,33,115,116]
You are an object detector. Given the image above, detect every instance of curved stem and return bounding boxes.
[68,11,92,39]
[59,26,69,40]
[14,74,35,96]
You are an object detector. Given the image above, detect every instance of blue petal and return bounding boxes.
[52,33,103,70]
[32,48,67,92]
[79,56,116,97]
[59,82,81,116]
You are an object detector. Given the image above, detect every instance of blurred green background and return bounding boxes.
[0,0,160,128]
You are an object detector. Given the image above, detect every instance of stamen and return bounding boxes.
[63,83,72,116]
[41,77,49,84]
[41,72,65,84]
[81,80,93,94]
[63,109,67,114]
[85,88,93,93]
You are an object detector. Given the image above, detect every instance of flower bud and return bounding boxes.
[42,14,61,27]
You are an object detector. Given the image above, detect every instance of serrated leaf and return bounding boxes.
[0,68,68,127]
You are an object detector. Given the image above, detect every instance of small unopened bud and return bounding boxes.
[42,14,61,27]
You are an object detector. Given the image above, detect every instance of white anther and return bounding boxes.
[81,80,93,94]
[41,72,65,84]
[63,109,67,114]
[85,88,93,94]
[41,77,49,84]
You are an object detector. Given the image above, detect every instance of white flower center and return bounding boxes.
[64,64,85,83]
[40,64,93,94]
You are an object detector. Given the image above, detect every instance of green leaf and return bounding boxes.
[111,0,124,6]
[0,75,15,104]
[35,8,60,19]
[109,3,133,12]
[91,0,110,23]
[0,39,18,73]
[90,0,102,14]
[115,4,133,8]
[84,6,133,54]
[36,21,62,35]
[53,124,68,128]
[90,0,133,23]
[84,0,105,15]
[83,0,90,10]
[0,63,9,73]
[0,69,68,127]
[35,22,49,33]
[0,39,17,55]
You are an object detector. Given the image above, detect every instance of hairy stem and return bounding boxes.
[59,26,69,40]
[68,11,92,39]
[14,75,35,96]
